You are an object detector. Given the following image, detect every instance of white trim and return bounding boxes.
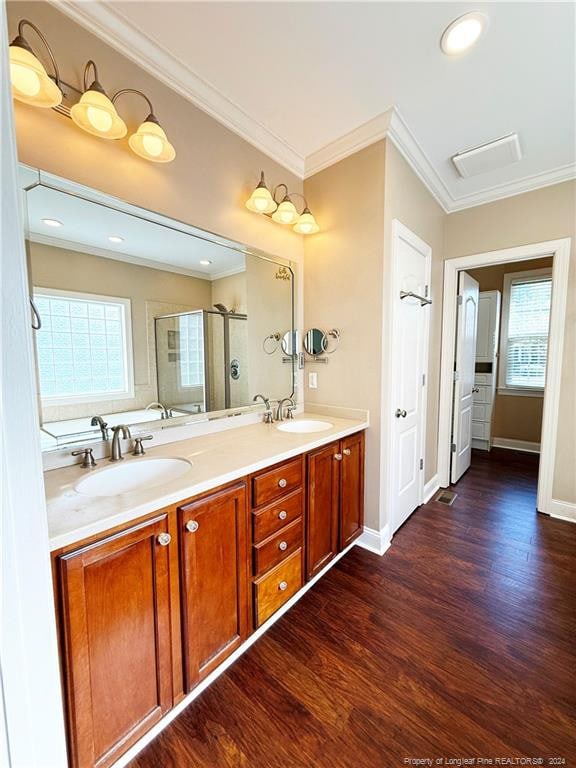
[548,499,576,523]
[110,537,375,768]
[438,238,572,516]
[423,474,440,504]
[498,267,552,392]
[491,438,541,454]
[356,524,391,556]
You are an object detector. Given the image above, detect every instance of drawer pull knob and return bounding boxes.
[278,510,287,520]
[156,532,171,546]
[278,478,287,488]
[343,448,351,456]
[278,580,288,591]
[278,541,288,551]
[185,520,199,533]
[334,453,343,461]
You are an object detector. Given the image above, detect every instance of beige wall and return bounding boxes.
[304,142,386,530]
[467,256,553,445]
[8,1,304,268]
[445,181,576,504]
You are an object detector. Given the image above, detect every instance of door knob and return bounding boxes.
[185,520,199,533]
[472,387,480,393]
[395,409,407,418]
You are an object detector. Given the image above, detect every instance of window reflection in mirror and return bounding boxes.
[23,175,295,451]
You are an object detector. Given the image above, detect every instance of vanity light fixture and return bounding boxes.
[71,61,127,139]
[8,19,62,108]
[108,235,124,243]
[246,172,320,235]
[41,218,62,227]
[113,89,176,163]
[440,12,488,55]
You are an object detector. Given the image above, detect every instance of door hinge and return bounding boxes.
[424,284,429,298]
[451,443,456,453]
[419,458,424,470]
[422,373,426,386]
[453,371,460,381]
[457,294,463,306]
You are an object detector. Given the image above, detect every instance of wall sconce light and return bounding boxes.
[8,18,176,164]
[8,19,62,108]
[245,172,320,235]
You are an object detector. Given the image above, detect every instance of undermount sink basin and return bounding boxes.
[276,419,333,434]
[75,457,192,497]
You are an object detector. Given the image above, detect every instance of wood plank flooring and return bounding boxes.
[130,449,576,767]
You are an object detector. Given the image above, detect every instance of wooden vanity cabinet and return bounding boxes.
[56,513,175,768]
[179,482,250,691]
[306,432,365,579]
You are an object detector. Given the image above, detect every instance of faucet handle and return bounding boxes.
[286,405,297,420]
[263,410,274,424]
[132,435,153,456]
[71,448,97,468]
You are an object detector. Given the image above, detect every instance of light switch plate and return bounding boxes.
[308,372,318,389]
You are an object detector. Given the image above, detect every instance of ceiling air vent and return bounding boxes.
[452,133,522,178]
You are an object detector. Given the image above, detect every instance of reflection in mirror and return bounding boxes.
[24,175,295,451]
[281,330,300,357]
[304,328,326,356]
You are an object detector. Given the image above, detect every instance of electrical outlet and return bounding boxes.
[308,372,318,389]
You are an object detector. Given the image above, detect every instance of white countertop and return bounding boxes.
[45,412,368,551]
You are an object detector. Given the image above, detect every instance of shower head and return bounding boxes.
[213,303,229,313]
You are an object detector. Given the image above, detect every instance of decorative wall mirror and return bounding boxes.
[20,167,295,452]
[303,328,326,356]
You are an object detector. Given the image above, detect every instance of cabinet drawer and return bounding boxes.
[474,373,491,385]
[251,457,303,508]
[472,420,490,440]
[253,549,303,627]
[472,385,492,404]
[252,489,303,543]
[253,518,303,577]
[472,403,492,422]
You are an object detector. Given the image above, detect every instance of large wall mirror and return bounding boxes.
[21,169,295,452]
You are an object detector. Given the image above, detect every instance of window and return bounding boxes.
[178,312,205,388]
[33,288,133,404]
[498,268,552,395]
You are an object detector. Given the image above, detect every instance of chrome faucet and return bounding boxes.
[145,401,171,420]
[276,397,296,421]
[90,415,110,441]
[110,425,131,462]
[253,393,274,423]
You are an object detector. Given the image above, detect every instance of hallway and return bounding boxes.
[131,449,576,767]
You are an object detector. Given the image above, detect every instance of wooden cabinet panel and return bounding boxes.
[340,432,365,549]
[179,483,249,691]
[252,488,303,543]
[251,457,303,508]
[57,515,173,768]
[306,442,340,579]
[253,517,303,577]
[253,549,303,627]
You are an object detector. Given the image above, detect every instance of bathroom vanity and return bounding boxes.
[47,416,366,768]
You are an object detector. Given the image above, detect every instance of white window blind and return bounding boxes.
[504,277,551,389]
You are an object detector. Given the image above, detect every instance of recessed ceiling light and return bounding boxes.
[199,259,212,266]
[441,12,488,56]
[108,235,124,244]
[42,218,62,227]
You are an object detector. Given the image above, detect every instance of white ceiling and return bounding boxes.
[25,184,246,279]
[55,1,575,211]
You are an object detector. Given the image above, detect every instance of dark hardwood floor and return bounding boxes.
[130,449,576,767]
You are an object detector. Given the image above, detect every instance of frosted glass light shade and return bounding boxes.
[71,89,127,139]
[246,181,277,214]
[9,45,62,107]
[272,198,299,225]
[293,209,320,235]
[129,120,176,163]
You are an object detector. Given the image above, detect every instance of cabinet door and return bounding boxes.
[58,515,173,768]
[306,442,340,579]
[340,432,365,549]
[180,483,249,691]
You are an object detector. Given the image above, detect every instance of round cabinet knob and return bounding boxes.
[278,581,288,592]
[278,478,287,488]
[278,541,288,552]
[334,453,343,461]
[343,448,351,456]
[156,532,171,546]
[185,520,199,533]
[278,510,287,520]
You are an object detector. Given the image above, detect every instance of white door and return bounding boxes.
[451,271,479,483]
[390,221,431,534]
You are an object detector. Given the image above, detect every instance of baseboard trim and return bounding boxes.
[491,438,541,454]
[423,474,440,504]
[548,498,576,522]
[356,524,391,556]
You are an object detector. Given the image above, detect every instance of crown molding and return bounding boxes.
[48,0,305,178]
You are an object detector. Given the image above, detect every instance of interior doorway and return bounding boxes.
[438,239,571,516]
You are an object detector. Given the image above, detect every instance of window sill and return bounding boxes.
[497,388,544,398]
